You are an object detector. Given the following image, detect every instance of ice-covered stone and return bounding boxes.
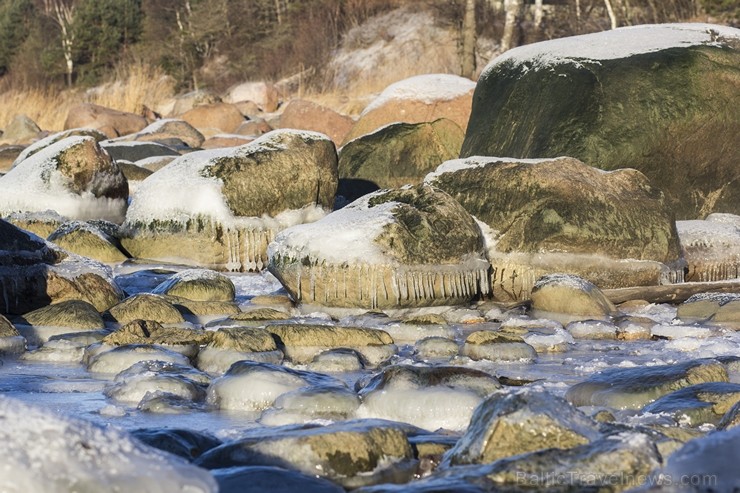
[307,348,366,372]
[677,292,740,324]
[102,319,209,347]
[269,184,490,310]
[567,319,620,340]
[641,382,740,426]
[196,419,416,488]
[0,396,217,492]
[260,385,361,425]
[356,365,501,431]
[121,129,337,272]
[531,274,618,319]
[462,331,537,362]
[112,118,205,148]
[108,294,185,324]
[214,465,344,493]
[414,336,459,361]
[196,326,282,373]
[206,360,345,411]
[566,358,729,410]
[427,156,684,301]
[86,344,192,374]
[47,220,128,263]
[442,388,601,466]
[677,216,740,282]
[0,136,128,223]
[152,268,235,302]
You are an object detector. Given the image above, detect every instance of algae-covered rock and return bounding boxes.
[268,183,490,310]
[677,292,740,324]
[566,358,729,410]
[10,128,108,167]
[443,388,601,465]
[461,330,537,362]
[18,300,103,330]
[47,221,128,263]
[0,219,124,315]
[426,156,683,301]
[108,294,185,325]
[196,419,416,488]
[152,269,235,302]
[0,135,128,223]
[531,274,618,318]
[121,129,337,272]
[642,382,740,426]
[338,119,463,202]
[461,24,740,219]
[102,319,209,346]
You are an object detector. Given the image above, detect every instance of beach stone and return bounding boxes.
[100,140,179,162]
[652,426,740,492]
[261,385,361,425]
[86,344,192,374]
[642,382,740,426]
[64,103,147,138]
[308,348,365,373]
[677,293,740,323]
[265,323,395,366]
[196,419,416,488]
[137,155,177,172]
[345,73,475,143]
[531,274,618,319]
[18,299,103,330]
[201,134,254,149]
[456,431,662,492]
[206,360,344,411]
[10,128,108,168]
[4,211,66,238]
[0,135,128,223]
[121,129,337,272]
[226,81,280,112]
[677,216,740,282]
[132,428,221,461]
[338,119,463,203]
[102,319,208,346]
[0,220,124,315]
[152,269,235,302]
[718,400,740,430]
[181,103,246,134]
[268,184,490,309]
[0,314,19,337]
[414,336,459,361]
[236,118,272,136]
[166,297,240,317]
[214,466,344,493]
[462,330,537,362]
[47,220,128,263]
[196,327,282,374]
[229,308,291,322]
[461,24,740,219]
[356,365,501,431]
[0,145,23,173]
[442,388,601,466]
[118,118,205,149]
[278,99,353,145]
[167,89,221,116]
[426,156,683,301]
[0,396,218,493]
[108,294,185,325]
[0,114,40,145]
[567,319,620,340]
[104,370,207,405]
[566,358,729,410]
[0,314,24,355]
[116,161,153,184]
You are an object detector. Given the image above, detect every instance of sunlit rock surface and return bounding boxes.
[269,184,490,310]
[426,156,684,301]
[121,129,337,271]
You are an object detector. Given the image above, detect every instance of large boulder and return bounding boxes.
[64,103,148,138]
[10,128,108,168]
[181,103,246,135]
[426,156,683,301]
[47,221,128,263]
[344,73,475,143]
[461,24,740,219]
[268,184,490,310]
[0,219,124,315]
[278,99,354,145]
[338,119,464,203]
[0,114,41,145]
[677,214,740,282]
[226,81,280,113]
[0,136,128,223]
[121,129,338,272]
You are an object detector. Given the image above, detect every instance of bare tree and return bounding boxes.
[501,0,523,52]
[604,0,618,28]
[42,0,75,86]
[534,0,544,31]
[461,0,476,79]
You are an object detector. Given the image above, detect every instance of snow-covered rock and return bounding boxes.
[121,129,337,272]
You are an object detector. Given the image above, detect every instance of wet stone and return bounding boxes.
[307,348,366,373]
[260,385,361,426]
[414,337,459,361]
[641,382,740,426]
[214,466,344,493]
[462,330,537,363]
[102,319,209,347]
[567,320,620,340]
[718,400,740,430]
[442,388,602,466]
[152,269,236,302]
[131,427,222,461]
[108,294,185,325]
[86,344,192,374]
[566,358,729,410]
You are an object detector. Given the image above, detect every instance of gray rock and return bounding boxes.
[566,358,729,410]
[718,400,740,430]
[131,428,221,461]
[214,466,344,493]
[101,140,179,162]
[442,388,601,466]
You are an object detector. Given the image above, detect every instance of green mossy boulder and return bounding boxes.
[338,119,463,202]
[461,24,740,219]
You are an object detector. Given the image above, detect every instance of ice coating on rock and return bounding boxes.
[485,23,740,74]
[0,136,127,223]
[425,156,568,183]
[677,219,740,282]
[362,74,476,115]
[0,396,217,493]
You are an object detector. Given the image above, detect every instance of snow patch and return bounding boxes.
[362,74,475,115]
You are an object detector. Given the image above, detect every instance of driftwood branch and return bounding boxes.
[603,280,740,305]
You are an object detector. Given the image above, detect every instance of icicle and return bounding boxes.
[391,271,401,305]
[296,267,302,301]
[371,265,378,309]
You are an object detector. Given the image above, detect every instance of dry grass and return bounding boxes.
[0,63,175,132]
